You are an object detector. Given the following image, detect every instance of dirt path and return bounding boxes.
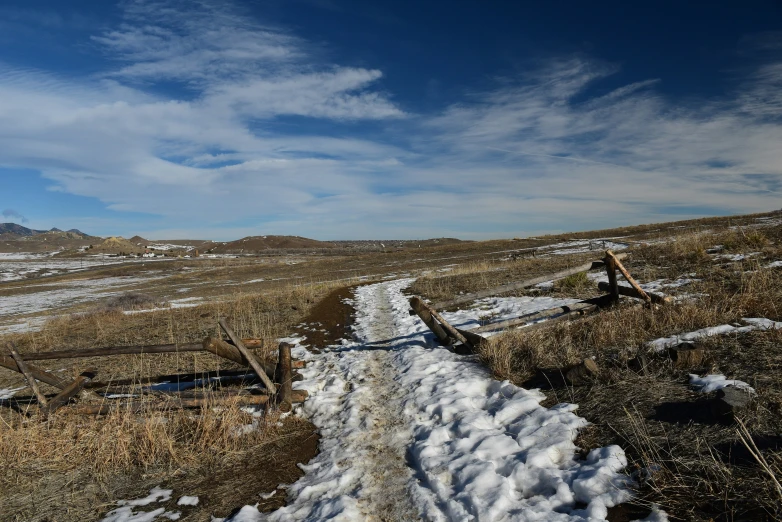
[270,278,634,522]
[354,283,419,521]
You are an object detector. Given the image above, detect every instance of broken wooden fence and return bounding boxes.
[1,318,307,417]
[409,250,668,355]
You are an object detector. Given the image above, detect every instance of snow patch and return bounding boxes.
[647,318,782,352]
[100,487,180,522]
[177,496,199,506]
[689,374,755,394]
[0,386,26,399]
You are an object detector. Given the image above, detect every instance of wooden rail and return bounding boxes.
[430,254,627,310]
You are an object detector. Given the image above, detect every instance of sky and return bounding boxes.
[0,0,781,240]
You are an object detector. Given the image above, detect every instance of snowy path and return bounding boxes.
[233,279,640,521]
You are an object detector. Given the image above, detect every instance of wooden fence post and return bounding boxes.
[276,342,294,412]
[606,250,652,305]
[6,342,47,407]
[604,252,620,304]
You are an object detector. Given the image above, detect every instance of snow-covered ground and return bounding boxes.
[0,273,171,334]
[0,275,169,318]
[647,318,782,352]
[0,252,175,282]
[0,255,126,282]
[222,279,642,521]
[539,240,629,257]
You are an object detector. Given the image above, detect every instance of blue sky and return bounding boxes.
[0,0,781,240]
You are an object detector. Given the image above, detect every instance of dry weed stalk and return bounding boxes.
[735,418,782,502]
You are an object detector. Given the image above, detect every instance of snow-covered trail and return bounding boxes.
[238,279,640,522]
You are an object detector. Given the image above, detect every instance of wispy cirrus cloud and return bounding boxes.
[0,1,780,240]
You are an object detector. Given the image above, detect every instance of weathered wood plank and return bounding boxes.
[66,390,309,415]
[219,318,277,395]
[22,339,263,361]
[431,254,627,310]
[471,301,597,334]
[0,355,71,390]
[409,297,452,345]
[276,342,294,412]
[44,370,96,415]
[411,298,474,349]
[6,342,47,406]
[606,250,651,304]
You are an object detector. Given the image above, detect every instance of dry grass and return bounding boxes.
[0,278,339,520]
[2,397,286,478]
[473,223,782,520]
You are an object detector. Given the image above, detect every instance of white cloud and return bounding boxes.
[0,1,780,240]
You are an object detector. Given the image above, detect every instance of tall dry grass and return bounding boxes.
[1,397,287,479]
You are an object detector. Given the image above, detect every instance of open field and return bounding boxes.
[0,210,781,521]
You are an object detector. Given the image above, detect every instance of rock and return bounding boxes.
[712,386,753,421]
[565,359,599,385]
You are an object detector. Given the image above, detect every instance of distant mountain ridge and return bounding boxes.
[0,223,91,238]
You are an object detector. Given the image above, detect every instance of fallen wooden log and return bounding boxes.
[430,253,628,310]
[0,355,70,389]
[6,342,48,406]
[203,336,278,378]
[606,250,651,304]
[44,370,96,415]
[453,328,487,350]
[411,298,474,350]
[472,301,598,334]
[24,343,202,360]
[504,305,600,334]
[597,282,671,305]
[21,338,263,361]
[276,342,294,412]
[219,318,277,395]
[409,297,451,345]
[66,389,309,415]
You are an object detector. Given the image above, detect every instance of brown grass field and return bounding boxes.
[0,210,781,520]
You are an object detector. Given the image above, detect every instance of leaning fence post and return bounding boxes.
[218,318,277,395]
[6,342,48,408]
[606,250,652,305]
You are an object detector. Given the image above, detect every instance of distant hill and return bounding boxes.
[0,223,91,239]
[0,223,46,237]
[129,235,150,245]
[211,235,336,254]
[89,236,145,255]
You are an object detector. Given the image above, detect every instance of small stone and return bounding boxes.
[712,386,753,420]
[565,359,599,385]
